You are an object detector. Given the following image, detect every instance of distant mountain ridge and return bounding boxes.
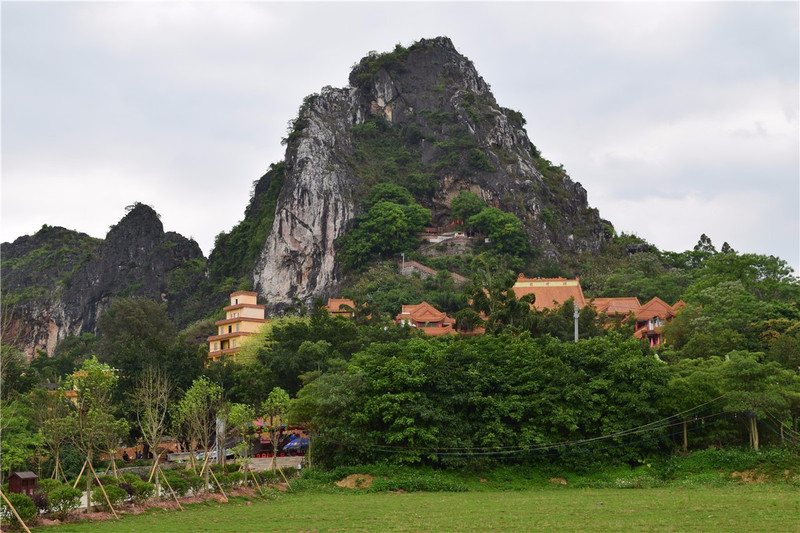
[2,204,205,358]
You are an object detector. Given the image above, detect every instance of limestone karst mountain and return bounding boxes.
[250,36,610,309]
[2,37,611,357]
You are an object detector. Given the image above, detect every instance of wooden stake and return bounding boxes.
[147,455,161,483]
[278,467,293,492]
[249,468,264,496]
[72,460,87,489]
[87,460,119,520]
[157,465,183,511]
[208,469,228,503]
[199,451,211,476]
[0,489,33,533]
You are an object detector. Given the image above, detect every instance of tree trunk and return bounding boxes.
[85,453,93,514]
[752,416,759,451]
[682,420,688,452]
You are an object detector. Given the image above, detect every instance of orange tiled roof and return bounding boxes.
[397,301,452,324]
[512,275,586,310]
[418,324,455,336]
[591,297,641,316]
[325,298,356,315]
[630,297,677,321]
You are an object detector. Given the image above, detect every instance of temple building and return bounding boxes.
[207,291,268,364]
[324,298,357,318]
[591,297,642,318]
[511,275,587,310]
[625,297,685,347]
[395,301,455,336]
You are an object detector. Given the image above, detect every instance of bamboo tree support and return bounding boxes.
[208,469,228,503]
[87,460,120,520]
[53,455,69,483]
[72,459,88,489]
[147,455,160,483]
[0,489,33,533]
[199,451,212,477]
[277,467,293,492]
[188,452,199,475]
[249,469,264,496]
[157,465,183,511]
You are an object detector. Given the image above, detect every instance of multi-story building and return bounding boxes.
[207,291,268,364]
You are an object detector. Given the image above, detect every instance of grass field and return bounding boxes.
[34,485,800,533]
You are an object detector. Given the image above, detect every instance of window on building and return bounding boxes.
[232,339,237,348]
[236,323,240,332]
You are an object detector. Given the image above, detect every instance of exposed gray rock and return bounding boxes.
[253,36,610,310]
[2,204,204,358]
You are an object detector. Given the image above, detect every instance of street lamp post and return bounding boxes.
[573,303,579,342]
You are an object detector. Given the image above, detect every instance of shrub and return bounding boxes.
[48,485,82,519]
[31,491,49,512]
[185,473,205,495]
[368,472,468,493]
[468,148,495,172]
[37,478,64,495]
[91,484,127,511]
[227,471,244,488]
[213,474,230,491]
[118,482,136,498]
[0,492,37,526]
[164,476,189,497]
[94,474,118,487]
[130,480,155,503]
[121,473,142,484]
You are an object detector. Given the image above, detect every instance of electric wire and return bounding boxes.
[353,396,728,453]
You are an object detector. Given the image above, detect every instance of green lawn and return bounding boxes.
[35,485,800,532]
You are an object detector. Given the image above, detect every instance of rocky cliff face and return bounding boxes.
[253,37,610,309]
[3,37,614,354]
[1,204,204,358]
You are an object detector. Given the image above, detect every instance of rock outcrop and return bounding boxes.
[253,37,610,309]
[1,204,204,358]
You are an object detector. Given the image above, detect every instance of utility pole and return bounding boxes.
[401,253,405,275]
[573,303,579,342]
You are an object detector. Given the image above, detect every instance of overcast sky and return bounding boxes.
[2,1,798,274]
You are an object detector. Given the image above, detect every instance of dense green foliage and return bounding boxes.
[294,333,671,467]
[336,184,431,272]
[0,491,37,525]
[0,225,101,307]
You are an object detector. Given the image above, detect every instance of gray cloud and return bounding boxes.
[2,2,797,272]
